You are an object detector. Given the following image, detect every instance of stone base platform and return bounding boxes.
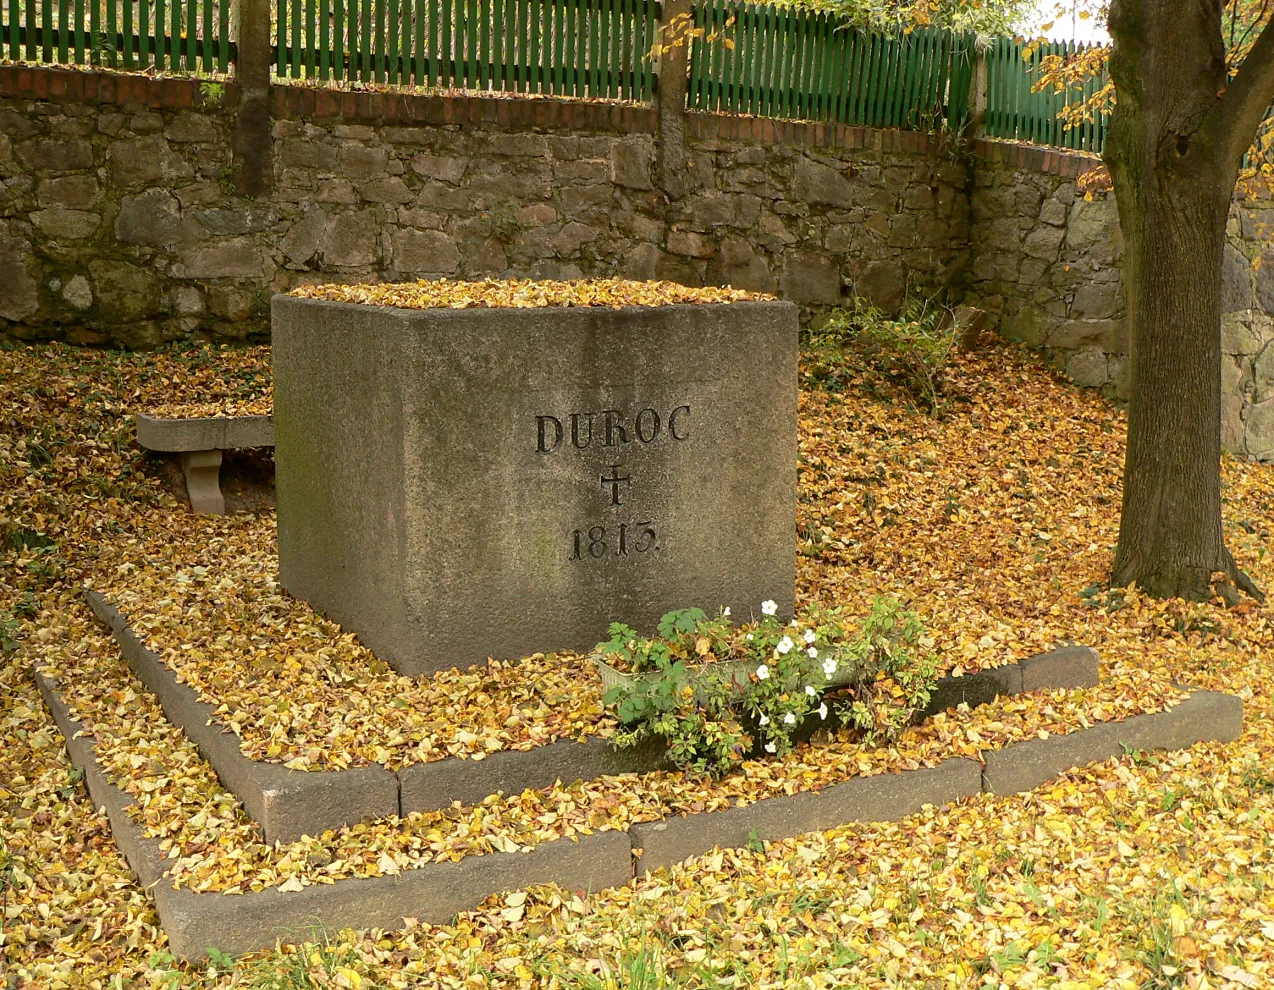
[87,588,1100,845]
[134,413,275,514]
[36,662,1241,962]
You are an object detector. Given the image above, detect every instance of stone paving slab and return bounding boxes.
[922,645,1098,716]
[1018,644,1101,693]
[87,587,666,839]
[981,689,1243,795]
[87,585,1104,842]
[635,685,1239,873]
[135,413,275,452]
[36,666,632,961]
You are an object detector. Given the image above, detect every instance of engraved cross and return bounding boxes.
[600,464,631,506]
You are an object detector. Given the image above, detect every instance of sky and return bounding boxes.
[1026,2,1110,43]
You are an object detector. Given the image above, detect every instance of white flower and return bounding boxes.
[776,636,794,655]
[803,629,816,644]
[805,685,817,697]
[807,647,818,659]
[822,658,838,677]
[783,712,796,725]
[755,664,770,680]
[746,633,754,641]
[759,713,770,726]
[789,619,798,628]
[818,702,828,720]
[761,599,777,616]
[764,742,777,754]
[723,607,731,617]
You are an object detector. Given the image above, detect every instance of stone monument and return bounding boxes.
[272,292,799,676]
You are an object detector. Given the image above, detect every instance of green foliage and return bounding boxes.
[607,649,747,778]
[238,933,387,989]
[218,162,242,197]
[551,941,693,990]
[55,766,84,802]
[596,607,733,676]
[601,597,939,777]
[805,298,963,413]
[1118,882,1196,990]
[0,610,20,655]
[23,545,66,587]
[199,81,225,106]
[145,950,189,989]
[780,0,1033,36]
[206,946,236,975]
[832,595,939,744]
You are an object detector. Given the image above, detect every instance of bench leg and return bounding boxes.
[179,450,225,514]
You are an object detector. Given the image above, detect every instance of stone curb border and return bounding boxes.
[135,414,275,514]
[33,668,632,962]
[86,588,1101,845]
[86,588,668,844]
[35,664,1241,962]
[631,689,1242,873]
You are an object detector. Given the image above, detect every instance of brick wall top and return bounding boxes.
[971,136,1102,178]
[268,85,658,133]
[0,64,223,110]
[686,110,952,155]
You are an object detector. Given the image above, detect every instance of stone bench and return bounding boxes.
[135,413,275,514]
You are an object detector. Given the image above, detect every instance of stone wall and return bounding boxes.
[0,67,969,348]
[7,65,1274,459]
[964,152,1127,396]
[964,141,1274,460]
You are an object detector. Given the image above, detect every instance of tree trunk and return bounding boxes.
[1105,0,1263,603]
[1107,153,1242,600]
[1105,0,1263,601]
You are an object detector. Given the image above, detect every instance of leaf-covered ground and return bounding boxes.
[4,339,1274,988]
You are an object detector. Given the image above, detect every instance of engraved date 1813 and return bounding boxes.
[570,521,658,560]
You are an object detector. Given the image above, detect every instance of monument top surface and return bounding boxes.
[288,277,774,311]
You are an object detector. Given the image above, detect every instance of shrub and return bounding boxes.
[828,595,940,745]
[803,298,964,412]
[599,596,939,778]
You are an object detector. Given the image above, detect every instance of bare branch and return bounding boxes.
[1222,15,1274,164]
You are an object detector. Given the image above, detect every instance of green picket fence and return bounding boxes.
[687,4,974,131]
[1,0,233,71]
[3,0,1133,156]
[273,0,658,99]
[985,35,1108,152]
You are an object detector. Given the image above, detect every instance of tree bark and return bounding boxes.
[1105,0,1264,602]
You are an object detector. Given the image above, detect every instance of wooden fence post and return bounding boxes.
[232,0,273,196]
[655,0,692,200]
[968,43,988,139]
